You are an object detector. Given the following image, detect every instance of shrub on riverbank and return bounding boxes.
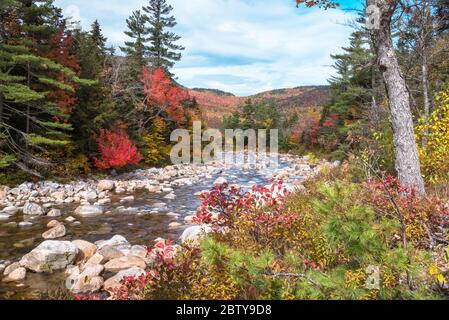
[99,161,449,300]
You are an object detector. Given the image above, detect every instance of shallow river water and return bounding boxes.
[0,157,299,299]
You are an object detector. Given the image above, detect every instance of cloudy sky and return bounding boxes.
[54,0,361,96]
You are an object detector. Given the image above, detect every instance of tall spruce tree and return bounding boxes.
[120,10,149,77]
[143,0,184,73]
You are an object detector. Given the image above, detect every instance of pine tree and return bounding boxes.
[120,10,149,77]
[90,19,107,56]
[0,0,93,175]
[71,23,115,155]
[143,0,184,73]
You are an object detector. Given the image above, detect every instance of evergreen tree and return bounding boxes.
[71,23,115,155]
[90,19,107,55]
[143,0,184,73]
[120,10,149,77]
[0,0,93,175]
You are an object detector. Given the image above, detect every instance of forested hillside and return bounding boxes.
[190,85,330,128]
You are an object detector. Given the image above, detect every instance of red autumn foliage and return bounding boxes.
[93,128,143,170]
[367,176,449,239]
[46,30,80,114]
[140,67,191,125]
[112,239,184,300]
[194,180,291,227]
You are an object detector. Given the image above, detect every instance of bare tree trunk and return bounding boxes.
[367,0,426,196]
[370,64,381,126]
[421,49,431,144]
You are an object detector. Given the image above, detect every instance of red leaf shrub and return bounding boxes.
[194,180,291,227]
[93,128,143,170]
[367,176,449,246]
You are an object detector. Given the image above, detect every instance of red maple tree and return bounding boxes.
[140,67,191,125]
[93,128,143,169]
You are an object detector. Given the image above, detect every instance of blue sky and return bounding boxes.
[55,0,362,96]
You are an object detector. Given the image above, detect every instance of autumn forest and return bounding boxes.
[1,0,449,302]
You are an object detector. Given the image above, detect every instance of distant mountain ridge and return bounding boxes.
[189,85,331,128]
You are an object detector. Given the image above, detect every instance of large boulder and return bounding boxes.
[20,240,79,272]
[74,205,104,217]
[97,180,115,192]
[104,267,145,291]
[180,225,213,244]
[104,256,146,273]
[23,202,45,216]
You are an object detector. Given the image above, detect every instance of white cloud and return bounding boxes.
[55,0,355,95]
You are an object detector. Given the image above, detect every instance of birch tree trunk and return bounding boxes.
[366,0,426,196]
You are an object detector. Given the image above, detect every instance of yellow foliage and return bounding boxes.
[143,117,170,166]
[415,83,449,184]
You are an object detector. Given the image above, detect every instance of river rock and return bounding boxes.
[66,270,104,293]
[20,240,79,272]
[47,220,62,228]
[51,191,65,201]
[213,177,227,185]
[120,196,134,203]
[74,205,104,217]
[96,235,129,250]
[104,255,146,273]
[65,216,76,222]
[72,240,97,262]
[168,222,181,229]
[147,185,159,193]
[104,267,145,291]
[3,262,20,276]
[2,267,26,282]
[164,193,176,200]
[97,245,124,261]
[23,202,45,216]
[129,245,147,260]
[97,180,115,192]
[1,206,19,215]
[97,198,111,206]
[184,215,196,224]
[42,224,66,239]
[180,225,213,244]
[47,209,62,217]
[18,221,32,227]
[0,214,10,220]
[86,253,105,265]
[115,187,125,194]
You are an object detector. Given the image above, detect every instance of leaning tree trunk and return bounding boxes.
[366,0,426,196]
